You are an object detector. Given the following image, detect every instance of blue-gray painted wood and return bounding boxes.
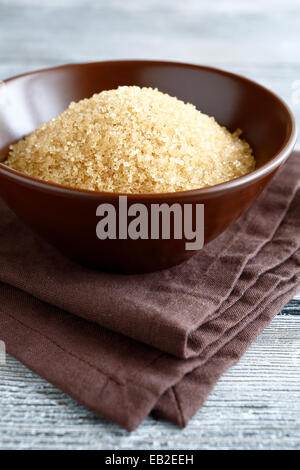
[0,0,299,450]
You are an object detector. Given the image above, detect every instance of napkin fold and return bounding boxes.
[0,151,299,431]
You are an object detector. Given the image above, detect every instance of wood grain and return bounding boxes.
[0,0,299,450]
[1,316,299,450]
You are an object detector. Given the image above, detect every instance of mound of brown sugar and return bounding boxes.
[5,86,255,193]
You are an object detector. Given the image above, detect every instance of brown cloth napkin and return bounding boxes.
[0,151,299,430]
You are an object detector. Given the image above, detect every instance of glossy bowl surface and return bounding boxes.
[0,61,297,273]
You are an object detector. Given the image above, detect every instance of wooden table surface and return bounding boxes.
[0,0,299,450]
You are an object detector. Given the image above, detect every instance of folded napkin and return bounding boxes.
[0,151,299,430]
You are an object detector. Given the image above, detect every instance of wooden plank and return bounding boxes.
[0,316,300,450]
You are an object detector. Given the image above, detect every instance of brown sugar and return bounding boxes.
[5,86,255,193]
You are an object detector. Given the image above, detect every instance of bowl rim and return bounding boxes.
[0,59,297,200]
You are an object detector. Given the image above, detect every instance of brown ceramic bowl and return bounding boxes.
[0,60,297,273]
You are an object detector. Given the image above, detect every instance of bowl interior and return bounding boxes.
[0,61,293,172]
